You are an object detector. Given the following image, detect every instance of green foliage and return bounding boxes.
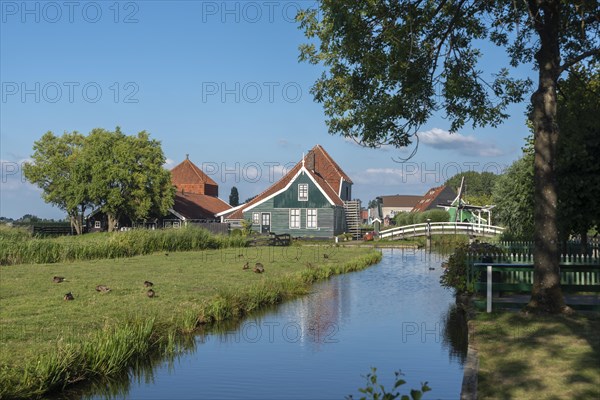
[394,210,450,227]
[229,187,240,207]
[347,368,431,400]
[556,64,600,239]
[445,171,499,199]
[0,227,247,265]
[24,128,175,234]
[492,154,534,241]
[23,131,90,234]
[439,241,504,295]
[240,219,253,237]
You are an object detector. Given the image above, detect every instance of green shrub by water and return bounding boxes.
[0,227,246,265]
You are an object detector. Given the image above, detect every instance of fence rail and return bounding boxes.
[378,222,505,240]
[466,240,600,298]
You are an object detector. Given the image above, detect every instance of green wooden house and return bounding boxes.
[218,145,359,238]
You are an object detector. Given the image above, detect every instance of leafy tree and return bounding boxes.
[444,171,498,199]
[556,64,600,247]
[298,1,599,314]
[25,128,174,233]
[23,131,92,234]
[84,128,175,231]
[493,153,535,240]
[368,199,378,209]
[229,186,240,207]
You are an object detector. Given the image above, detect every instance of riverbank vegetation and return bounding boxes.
[0,245,381,398]
[0,226,246,265]
[474,312,600,399]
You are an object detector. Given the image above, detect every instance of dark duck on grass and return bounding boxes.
[64,292,74,301]
[53,276,66,283]
[147,289,155,298]
[144,281,154,287]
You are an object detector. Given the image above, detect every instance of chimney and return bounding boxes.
[306,151,316,172]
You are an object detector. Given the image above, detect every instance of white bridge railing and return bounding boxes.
[378,222,505,240]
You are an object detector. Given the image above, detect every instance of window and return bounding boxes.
[252,212,260,225]
[290,209,301,229]
[298,184,308,201]
[94,221,101,229]
[307,209,317,229]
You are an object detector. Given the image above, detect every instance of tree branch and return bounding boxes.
[560,48,600,73]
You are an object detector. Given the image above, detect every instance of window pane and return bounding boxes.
[290,209,300,228]
[307,209,317,228]
[298,184,308,201]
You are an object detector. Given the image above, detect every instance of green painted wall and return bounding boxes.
[272,173,330,208]
[242,173,349,237]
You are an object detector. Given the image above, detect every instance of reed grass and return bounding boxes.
[0,226,247,265]
[0,246,381,399]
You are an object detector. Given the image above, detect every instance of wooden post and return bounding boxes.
[487,265,493,313]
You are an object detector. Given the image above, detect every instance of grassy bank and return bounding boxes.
[0,226,246,265]
[474,312,600,399]
[0,246,381,398]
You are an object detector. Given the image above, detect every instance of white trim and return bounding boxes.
[215,203,244,217]
[243,166,337,213]
[289,208,301,229]
[306,208,318,229]
[338,177,344,198]
[168,208,187,221]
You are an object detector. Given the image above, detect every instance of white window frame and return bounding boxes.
[252,212,260,225]
[289,209,301,229]
[94,221,101,229]
[306,209,318,229]
[298,183,308,201]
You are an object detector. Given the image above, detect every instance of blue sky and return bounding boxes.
[0,1,534,219]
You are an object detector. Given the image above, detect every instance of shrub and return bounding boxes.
[439,241,504,295]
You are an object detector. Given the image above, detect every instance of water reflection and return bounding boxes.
[441,304,468,364]
[66,249,467,400]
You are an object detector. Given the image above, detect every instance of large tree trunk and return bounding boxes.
[526,1,568,314]
[107,214,118,232]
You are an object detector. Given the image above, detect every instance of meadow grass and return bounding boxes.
[0,226,246,265]
[474,312,600,399]
[0,245,381,398]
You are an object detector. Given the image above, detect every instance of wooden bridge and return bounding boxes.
[378,222,505,240]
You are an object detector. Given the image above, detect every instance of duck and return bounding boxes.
[323,254,329,259]
[64,292,74,301]
[243,262,250,270]
[144,280,154,287]
[53,276,66,283]
[147,289,155,298]
[95,285,111,293]
[253,263,265,273]
[428,267,435,271]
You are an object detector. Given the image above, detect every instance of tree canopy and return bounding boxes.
[229,187,240,207]
[444,171,499,206]
[298,0,600,313]
[24,128,175,233]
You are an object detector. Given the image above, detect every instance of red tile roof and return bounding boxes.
[170,158,218,196]
[411,185,455,213]
[172,193,231,220]
[224,145,351,220]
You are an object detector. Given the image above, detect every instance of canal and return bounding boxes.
[70,248,467,399]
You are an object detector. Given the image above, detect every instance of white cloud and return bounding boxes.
[419,128,504,157]
[164,158,175,168]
